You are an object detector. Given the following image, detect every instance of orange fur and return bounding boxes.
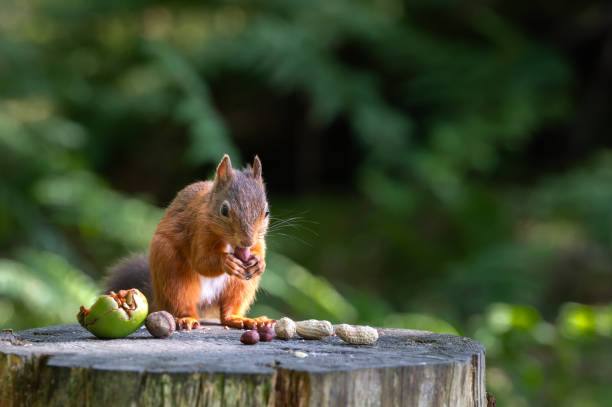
[148,156,272,330]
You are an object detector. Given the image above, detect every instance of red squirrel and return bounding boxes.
[105,155,273,330]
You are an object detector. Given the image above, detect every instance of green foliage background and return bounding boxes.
[1,0,611,405]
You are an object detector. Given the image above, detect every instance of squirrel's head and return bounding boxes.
[206,154,269,254]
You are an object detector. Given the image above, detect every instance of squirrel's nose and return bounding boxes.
[239,239,253,248]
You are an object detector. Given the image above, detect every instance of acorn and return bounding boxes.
[77,289,148,339]
[145,311,175,338]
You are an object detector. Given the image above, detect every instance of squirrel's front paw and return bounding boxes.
[244,255,266,280]
[224,253,247,279]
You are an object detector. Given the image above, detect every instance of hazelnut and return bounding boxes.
[240,330,259,345]
[257,325,274,342]
[145,311,175,338]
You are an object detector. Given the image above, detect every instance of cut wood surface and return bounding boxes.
[0,322,486,406]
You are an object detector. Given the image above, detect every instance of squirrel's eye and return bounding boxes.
[264,210,270,218]
[220,203,229,217]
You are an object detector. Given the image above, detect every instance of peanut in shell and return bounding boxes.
[295,319,333,339]
[335,324,379,345]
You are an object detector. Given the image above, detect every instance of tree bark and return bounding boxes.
[0,323,486,406]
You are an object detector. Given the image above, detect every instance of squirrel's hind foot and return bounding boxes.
[175,317,201,330]
[222,315,275,330]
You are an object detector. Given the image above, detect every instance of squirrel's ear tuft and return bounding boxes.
[252,155,262,179]
[215,154,233,185]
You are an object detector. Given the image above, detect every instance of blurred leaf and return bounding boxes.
[147,41,240,166]
[32,172,162,250]
[0,251,99,329]
[262,252,357,322]
[559,303,597,339]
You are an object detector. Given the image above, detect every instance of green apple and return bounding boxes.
[77,289,148,339]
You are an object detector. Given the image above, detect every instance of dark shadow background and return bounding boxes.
[1,1,611,405]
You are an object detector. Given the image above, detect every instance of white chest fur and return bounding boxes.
[198,274,229,306]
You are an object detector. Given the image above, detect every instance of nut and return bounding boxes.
[240,330,260,345]
[257,325,274,342]
[77,288,148,339]
[294,351,308,358]
[274,317,296,340]
[145,311,175,338]
[335,324,379,345]
[295,319,333,339]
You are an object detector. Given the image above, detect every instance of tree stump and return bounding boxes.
[0,322,486,406]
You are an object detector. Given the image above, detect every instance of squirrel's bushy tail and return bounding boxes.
[103,254,153,304]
